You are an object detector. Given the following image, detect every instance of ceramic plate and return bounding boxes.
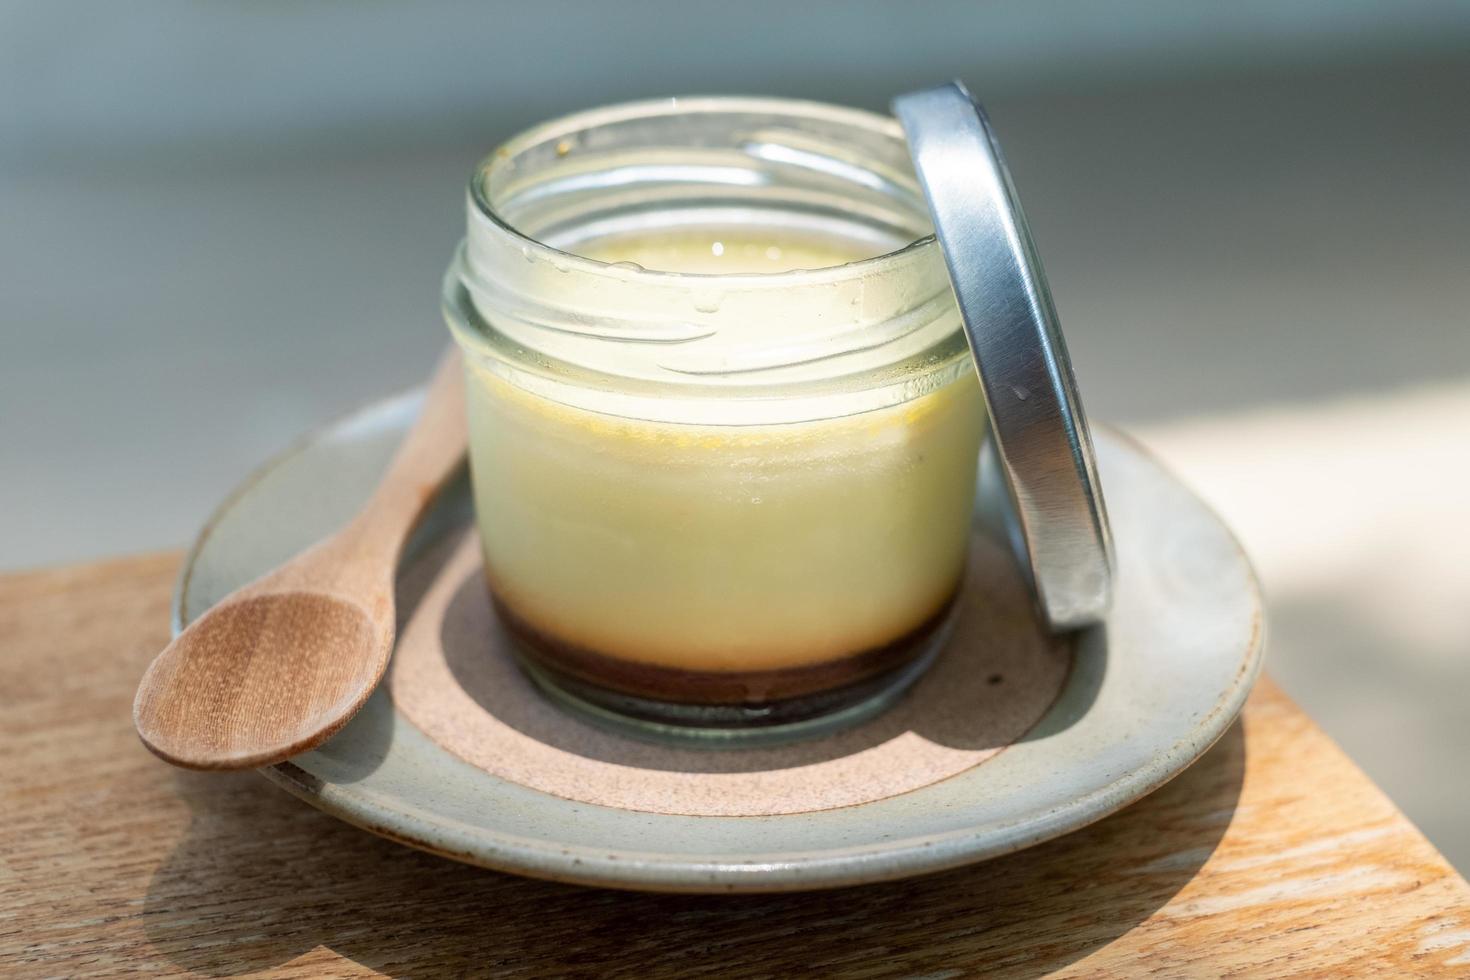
[174,391,1263,893]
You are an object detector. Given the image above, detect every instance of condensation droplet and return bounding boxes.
[693,290,723,314]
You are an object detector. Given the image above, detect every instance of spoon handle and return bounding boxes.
[354,347,468,560]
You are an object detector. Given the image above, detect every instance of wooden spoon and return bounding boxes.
[134,349,468,770]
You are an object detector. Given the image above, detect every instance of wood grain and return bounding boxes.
[3,554,1468,978]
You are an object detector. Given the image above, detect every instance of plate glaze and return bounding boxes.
[175,391,1262,893]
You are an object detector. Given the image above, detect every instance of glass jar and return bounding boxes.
[443,97,985,742]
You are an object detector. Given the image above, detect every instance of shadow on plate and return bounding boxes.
[382,476,1103,778]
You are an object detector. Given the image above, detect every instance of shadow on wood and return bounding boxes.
[141,719,1243,978]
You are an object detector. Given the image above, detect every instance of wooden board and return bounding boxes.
[3,554,1468,978]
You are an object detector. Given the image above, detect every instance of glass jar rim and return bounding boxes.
[446,94,972,425]
[469,95,941,287]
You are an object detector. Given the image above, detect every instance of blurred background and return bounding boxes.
[3,2,1466,868]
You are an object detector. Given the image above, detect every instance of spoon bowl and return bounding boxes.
[136,590,390,769]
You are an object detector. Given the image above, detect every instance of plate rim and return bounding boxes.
[175,390,1264,893]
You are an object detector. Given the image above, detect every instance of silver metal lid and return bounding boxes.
[893,80,1113,631]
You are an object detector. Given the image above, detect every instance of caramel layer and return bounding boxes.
[491,583,959,706]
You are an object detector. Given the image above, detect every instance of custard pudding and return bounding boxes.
[464,229,985,706]
[445,97,986,732]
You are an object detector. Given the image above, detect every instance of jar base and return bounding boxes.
[497,600,958,748]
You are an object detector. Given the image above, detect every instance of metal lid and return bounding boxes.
[893,80,1113,631]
